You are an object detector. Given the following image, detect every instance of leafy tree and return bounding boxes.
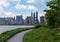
[44,0,60,28]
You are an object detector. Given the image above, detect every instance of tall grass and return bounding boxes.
[23,27,60,42]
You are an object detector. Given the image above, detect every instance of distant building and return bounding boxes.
[25,16,32,25]
[0,11,40,25]
[31,12,35,24]
[5,17,15,24]
[0,18,6,24]
[31,11,39,24]
[16,15,23,25]
[40,16,46,24]
[35,11,39,24]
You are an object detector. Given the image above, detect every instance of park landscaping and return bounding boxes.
[0,28,32,42]
[22,0,60,42]
[0,0,60,42]
[23,27,60,42]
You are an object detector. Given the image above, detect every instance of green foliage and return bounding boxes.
[0,31,9,38]
[34,24,48,29]
[40,24,48,27]
[44,0,60,28]
[0,28,32,42]
[23,27,60,42]
[34,24,41,28]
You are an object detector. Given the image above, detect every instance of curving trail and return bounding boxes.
[8,30,31,42]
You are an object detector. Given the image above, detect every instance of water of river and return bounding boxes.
[0,25,34,34]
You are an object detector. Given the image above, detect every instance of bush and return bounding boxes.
[34,24,48,28]
[34,24,41,28]
[40,24,48,27]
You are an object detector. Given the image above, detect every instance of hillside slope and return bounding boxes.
[23,27,60,42]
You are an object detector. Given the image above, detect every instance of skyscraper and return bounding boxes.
[31,12,35,24]
[25,16,32,25]
[16,15,23,25]
[0,18,6,24]
[35,11,39,24]
[40,16,46,24]
[31,11,39,24]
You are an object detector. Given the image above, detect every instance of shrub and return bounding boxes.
[34,24,41,28]
[40,24,48,27]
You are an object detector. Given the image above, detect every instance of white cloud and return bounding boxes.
[0,0,17,17]
[0,0,22,18]
[4,12,15,17]
[38,13,45,17]
[0,6,20,17]
[26,0,44,3]
[15,4,27,9]
[15,4,36,10]
[28,5,36,10]
[0,0,10,7]
[27,0,35,3]
[23,13,31,19]
[0,0,44,19]
[38,12,45,21]
[0,11,21,17]
[7,0,21,2]
[0,7,4,16]
[40,0,44,2]
[11,0,21,2]
[47,6,51,10]
[0,0,11,17]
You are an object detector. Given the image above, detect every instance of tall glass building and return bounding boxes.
[31,11,39,24]
[35,11,39,24]
[31,12,35,24]
[16,15,23,24]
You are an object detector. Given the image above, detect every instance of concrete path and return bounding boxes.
[8,30,31,42]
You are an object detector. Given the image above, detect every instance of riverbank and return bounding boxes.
[23,27,60,42]
[0,25,34,34]
[0,28,33,42]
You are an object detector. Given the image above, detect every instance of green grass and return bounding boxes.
[0,28,32,42]
[23,27,60,42]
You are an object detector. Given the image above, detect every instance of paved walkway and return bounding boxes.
[8,30,31,42]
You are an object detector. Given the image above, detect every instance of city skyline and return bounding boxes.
[0,11,43,21]
[0,0,50,19]
[0,11,46,25]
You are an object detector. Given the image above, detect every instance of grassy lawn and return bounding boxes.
[23,27,60,42]
[0,28,32,42]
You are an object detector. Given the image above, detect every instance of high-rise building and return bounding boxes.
[31,11,39,24]
[25,16,32,25]
[31,12,35,24]
[35,11,39,24]
[5,17,15,24]
[40,16,46,24]
[16,15,23,24]
[0,18,6,24]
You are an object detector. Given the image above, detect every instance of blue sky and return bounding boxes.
[0,0,50,19]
